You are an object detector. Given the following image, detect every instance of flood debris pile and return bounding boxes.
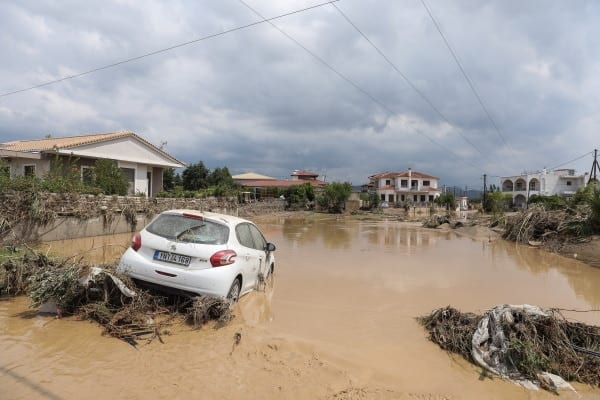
[419,305,600,393]
[0,249,53,296]
[186,295,233,329]
[422,214,464,229]
[1,249,232,345]
[503,204,591,250]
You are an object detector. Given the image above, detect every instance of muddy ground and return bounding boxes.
[2,211,600,399]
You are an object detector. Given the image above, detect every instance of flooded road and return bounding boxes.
[2,216,600,399]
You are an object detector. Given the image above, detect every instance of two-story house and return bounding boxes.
[500,168,587,208]
[368,168,441,205]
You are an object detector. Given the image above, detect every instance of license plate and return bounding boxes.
[153,250,191,266]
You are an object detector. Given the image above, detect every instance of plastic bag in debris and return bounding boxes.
[471,304,575,392]
[79,267,136,298]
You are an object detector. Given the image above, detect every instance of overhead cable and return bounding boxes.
[420,0,516,156]
[237,0,485,173]
[331,3,488,160]
[548,151,594,171]
[0,0,339,98]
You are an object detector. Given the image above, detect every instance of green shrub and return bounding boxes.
[527,194,567,210]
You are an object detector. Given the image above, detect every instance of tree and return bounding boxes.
[571,183,600,233]
[284,183,315,210]
[173,172,183,187]
[360,191,380,210]
[93,159,128,195]
[182,161,209,190]
[316,182,352,213]
[208,166,235,187]
[485,191,512,213]
[163,168,176,191]
[435,192,455,210]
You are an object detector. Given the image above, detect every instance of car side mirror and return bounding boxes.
[265,242,276,252]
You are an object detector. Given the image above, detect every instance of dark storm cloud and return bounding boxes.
[1,0,599,187]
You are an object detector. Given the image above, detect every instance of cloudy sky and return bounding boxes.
[1,1,599,188]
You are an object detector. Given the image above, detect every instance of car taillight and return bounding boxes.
[131,233,141,251]
[210,250,236,267]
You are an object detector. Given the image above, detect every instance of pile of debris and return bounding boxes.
[422,214,464,229]
[503,205,590,250]
[419,305,600,393]
[1,249,232,346]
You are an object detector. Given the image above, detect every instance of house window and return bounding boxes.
[515,180,526,191]
[428,195,434,202]
[24,165,36,177]
[401,180,408,188]
[413,195,417,201]
[420,195,426,202]
[380,194,385,201]
[423,180,430,186]
[81,166,95,185]
[411,180,418,188]
[385,179,391,186]
[120,168,136,195]
[400,194,405,201]
[529,181,537,191]
[566,181,572,186]
[388,194,394,202]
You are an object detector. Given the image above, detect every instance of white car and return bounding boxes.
[117,210,276,301]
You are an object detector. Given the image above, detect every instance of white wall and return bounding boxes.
[118,161,149,196]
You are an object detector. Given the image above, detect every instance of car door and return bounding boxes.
[235,223,264,292]
[247,224,270,276]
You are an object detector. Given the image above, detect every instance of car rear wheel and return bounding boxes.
[227,278,241,302]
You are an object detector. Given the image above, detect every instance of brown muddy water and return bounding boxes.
[2,217,600,400]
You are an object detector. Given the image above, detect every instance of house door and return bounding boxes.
[147,171,152,197]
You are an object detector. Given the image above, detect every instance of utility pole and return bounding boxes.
[483,174,487,212]
[589,149,599,185]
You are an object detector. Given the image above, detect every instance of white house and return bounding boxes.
[368,168,441,205]
[500,168,587,208]
[0,131,185,196]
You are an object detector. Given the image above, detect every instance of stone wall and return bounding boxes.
[0,192,284,243]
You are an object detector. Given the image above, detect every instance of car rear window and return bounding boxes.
[146,214,229,245]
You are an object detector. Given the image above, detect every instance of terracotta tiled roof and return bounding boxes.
[369,170,439,180]
[291,170,319,177]
[239,179,326,188]
[0,131,185,166]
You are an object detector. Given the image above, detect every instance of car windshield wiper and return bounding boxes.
[175,224,206,240]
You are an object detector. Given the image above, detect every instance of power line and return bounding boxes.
[420,0,515,154]
[548,150,594,171]
[488,151,593,179]
[0,0,339,98]
[236,0,485,173]
[331,3,488,160]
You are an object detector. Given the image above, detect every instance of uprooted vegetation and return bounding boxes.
[419,305,600,392]
[500,184,600,249]
[502,204,592,251]
[0,249,232,346]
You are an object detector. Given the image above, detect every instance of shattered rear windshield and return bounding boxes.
[146,214,229,245]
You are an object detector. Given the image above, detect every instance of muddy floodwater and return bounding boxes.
[2,216,600,399]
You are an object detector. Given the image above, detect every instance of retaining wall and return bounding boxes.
[0,193,285,243]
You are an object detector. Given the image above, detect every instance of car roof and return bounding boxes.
[159,209,253,226]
